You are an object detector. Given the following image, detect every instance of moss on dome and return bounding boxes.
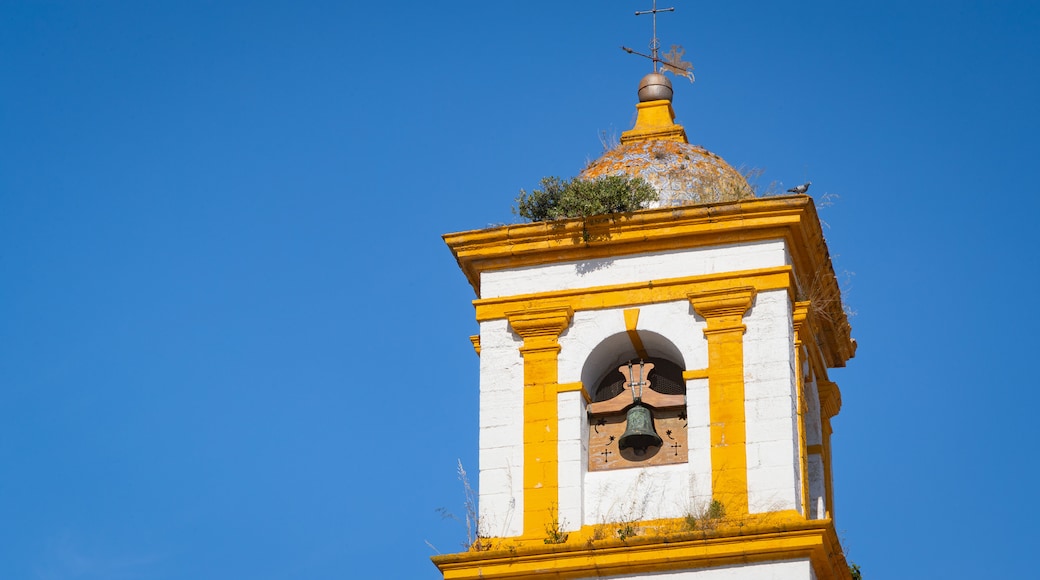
[582,140,753,207]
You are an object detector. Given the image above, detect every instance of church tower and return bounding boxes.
[433,29,857,580]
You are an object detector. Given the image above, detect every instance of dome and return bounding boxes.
[582,139,754,206]
[581,73,754,207]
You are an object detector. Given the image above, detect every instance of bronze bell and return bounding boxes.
[618,403,662,456]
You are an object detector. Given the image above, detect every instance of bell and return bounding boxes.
[618,404,662,456]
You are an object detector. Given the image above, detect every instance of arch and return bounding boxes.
[579,330,686,395]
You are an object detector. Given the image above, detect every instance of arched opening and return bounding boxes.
[583,332,688,470]
[580,330,685,392]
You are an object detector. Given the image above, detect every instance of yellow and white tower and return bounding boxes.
[433,73,857,580]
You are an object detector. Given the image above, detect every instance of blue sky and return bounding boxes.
[2,1,1038,578]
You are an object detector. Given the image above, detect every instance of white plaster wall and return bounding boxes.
[807,454,825,519]
[805,377,823,448]
[584,464,690,524]
[600,558,816,580]
[480,240,789,299]
[557,310,629,387]
[684,377,713,511]
[743,289,800,514]
[558,390,588,533]
[477,318,524,537]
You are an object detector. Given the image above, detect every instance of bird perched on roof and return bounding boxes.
[787,181,812,194]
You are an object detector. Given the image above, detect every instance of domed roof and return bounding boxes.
[582,140,753,206]
[581,73,753,206]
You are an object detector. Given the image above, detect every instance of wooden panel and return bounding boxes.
[588,408,688,471]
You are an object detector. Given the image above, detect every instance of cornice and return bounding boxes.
[444,197,810,293]
[445,196,855,369]
[432,517,852,580]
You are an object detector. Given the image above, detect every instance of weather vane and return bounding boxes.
[621,1,695,82]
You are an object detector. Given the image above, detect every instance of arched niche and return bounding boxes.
[580,330,686,390]
[581,331,689,470]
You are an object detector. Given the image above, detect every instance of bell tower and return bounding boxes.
[433,15,857,580]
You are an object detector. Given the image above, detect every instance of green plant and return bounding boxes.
[706,499,726,520]
[616,523,636,541]
[683,513,698,531]
[514,175,657,223]
[543,503,569,544]
[849,563,863,580]
[681,498,727,533]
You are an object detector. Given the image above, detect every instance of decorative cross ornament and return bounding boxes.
[635,0,675,72]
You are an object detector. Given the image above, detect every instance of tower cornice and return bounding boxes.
[445,195,855,368]
[432,516,852,580]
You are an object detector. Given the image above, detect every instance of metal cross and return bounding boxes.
[635,0,675,72]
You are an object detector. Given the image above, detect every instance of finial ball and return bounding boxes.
[638,73,673,102]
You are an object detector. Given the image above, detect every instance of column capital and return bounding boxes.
[688,287,756,334]
[688,286,756,318]
[817,379,842,419]
[506,306,574,344]
[792,300,812,334]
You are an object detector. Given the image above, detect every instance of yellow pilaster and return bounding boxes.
[688,287,756,516]
[506,306,574,539]
[792,301,811,517]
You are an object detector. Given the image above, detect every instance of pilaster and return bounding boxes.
[688,286,756,515]
[792,301,812,517]
[506,306,574,539]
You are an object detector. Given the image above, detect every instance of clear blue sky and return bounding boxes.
[2,2,1038,578]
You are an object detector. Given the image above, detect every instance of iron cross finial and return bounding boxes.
[635,0,675,73]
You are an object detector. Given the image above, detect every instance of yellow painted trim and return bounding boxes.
[792,301,811,517]
[619,99,688,144]
[688,287,756,516]
[556,381,591,404]
[469,334,480,356]
[445,196,855,369]
[623,308,649,359]
[807,444,823,455]
[682,368,709,381]
[822,418,835,519]
[474,267,793,322]
[432,516,853,580]
[818,379,842,420]
[506,307,574,540]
